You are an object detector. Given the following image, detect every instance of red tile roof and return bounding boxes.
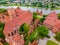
[7,8,16,16]
[3,8,32,45]
[43,11,60,33]
[12,34,24,43]
[0,14,10,23]
[52,20,60,33]
[4,10,32,36]
[43,11,58,27]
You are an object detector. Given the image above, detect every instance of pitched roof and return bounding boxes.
[12,34,24,44]
[3,8,32,36]
[46,11,58,20]
[43,11,58,27]
[0,13,10,23]
[55,20,60,28]
[43,11,60,33]
[7,8,16,16]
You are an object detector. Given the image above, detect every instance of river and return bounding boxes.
[0,6,60,14]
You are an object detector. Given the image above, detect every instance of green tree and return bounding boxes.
[55,32,60,42]
[0,8,7,13]
[0,22,5,38]
[19,23,29,35]
[28,29,39,42]
[38,2,43,7]
[37,25,49,38]
[33,12,37,15]
[58,13,60,19]
[19,23,30,45]
[33,12,38,20]
[40,17,45,23]
[43,15,47,17]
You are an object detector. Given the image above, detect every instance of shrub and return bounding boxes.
[58,13,60,19]
[0,22,5,38]
[19,23,29,35]
[37,25,49,38]
[0,8,7,13]
[40,17,45,23]
[54,32,60,42]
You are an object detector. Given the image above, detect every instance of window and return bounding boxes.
[2,16,4,19]
[8,34,10,37]
[16,14,19,17]
[14,25,19,34]
[15,25,19,31]
[11,32,14,36]
[16,29,18,31]
[14,30,16,34]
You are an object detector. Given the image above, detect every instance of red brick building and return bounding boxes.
[3,7,33,45]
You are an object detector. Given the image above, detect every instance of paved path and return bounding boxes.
[48,30,60,45]
[38,30,60,45]
[38,38,48,45]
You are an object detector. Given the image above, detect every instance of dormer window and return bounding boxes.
[2,16,4,19]
[11,32,14,36]
[14,25,19,34]
[16,14,19,17]
[17,29,18,31]
[8,34,10,37]
[14,30,16,34]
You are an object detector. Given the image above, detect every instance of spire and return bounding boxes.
[40,10,43,16]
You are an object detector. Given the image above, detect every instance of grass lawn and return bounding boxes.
[46,40,58,45]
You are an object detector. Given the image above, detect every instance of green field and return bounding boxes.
[46,40,58,45]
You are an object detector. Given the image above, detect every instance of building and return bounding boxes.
[43,11,60,33]
[3,7,33,45]
[52,20,60,33]
[43,12,58,29]
[0,12,10,23]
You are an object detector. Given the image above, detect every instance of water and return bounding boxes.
[0,6,60,14]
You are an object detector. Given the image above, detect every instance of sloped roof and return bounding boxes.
[3,8,32,36]
[43,11,58,27]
